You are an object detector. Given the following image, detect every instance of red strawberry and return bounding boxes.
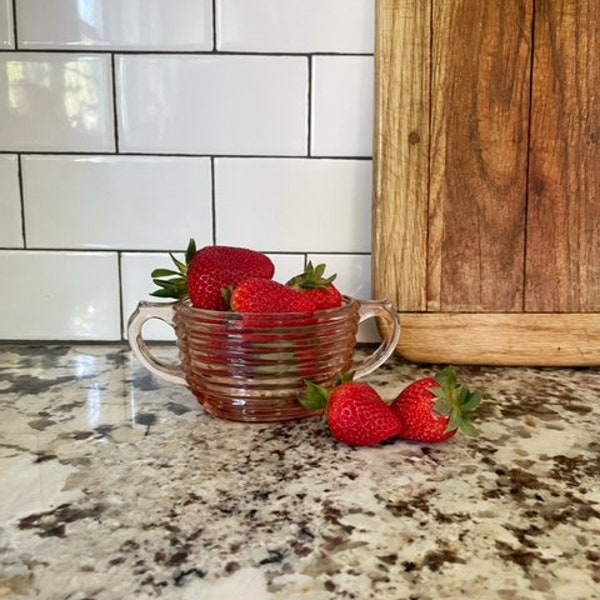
[228,278,317,314]
[286,262,343,310]
[390,367,482,443]
[150,239,275,310]
[302,376,403,446]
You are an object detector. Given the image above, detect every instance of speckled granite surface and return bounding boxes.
[0,344,599,600]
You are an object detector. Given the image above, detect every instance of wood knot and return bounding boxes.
[408,131,421,145]
[531,177,545,195]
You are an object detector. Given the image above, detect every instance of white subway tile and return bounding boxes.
[116,54,307,155]
[0,53,114,152]
[217,0,374,53]
[307,254,372,300]
[311,56,374,157]
[21,155,212,250]
[16,0,212,50]
[267,254,306,284]
[121,252,178,341]
[0,0,13,48]
[0,250,120,339]
[215,158,372,253]
[0,155,23,247]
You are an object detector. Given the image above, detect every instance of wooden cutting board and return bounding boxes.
[372,0,600,366]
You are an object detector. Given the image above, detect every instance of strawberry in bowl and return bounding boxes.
[150,238,275,310]
[127,240,401,423]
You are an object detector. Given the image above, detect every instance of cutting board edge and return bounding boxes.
[378,312,600,366]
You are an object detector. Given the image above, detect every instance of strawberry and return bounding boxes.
[150,239,275,310]
[302,376,403,446]
[390,367,482,443]
[228,277,317,314]
[286,262,343,310]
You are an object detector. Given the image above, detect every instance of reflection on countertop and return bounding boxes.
[0,344,599,600]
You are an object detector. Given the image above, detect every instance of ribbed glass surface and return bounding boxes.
[173,298,360,422]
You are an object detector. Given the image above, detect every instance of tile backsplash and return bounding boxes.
[0,0,377,341]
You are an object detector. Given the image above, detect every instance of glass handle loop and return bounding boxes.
[353,300,401,380]
[127,301,187,386]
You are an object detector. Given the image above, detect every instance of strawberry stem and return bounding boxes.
[150,238,197,300]
[301,380,330,411]
[301,373,355,412]
[433,367,482,437]
[287,261,337,290]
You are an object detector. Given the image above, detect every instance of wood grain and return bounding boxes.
[525,0,600,311]
[378,312,600,366]
[373,0,600,365]
[372,0,430,311]
[428,0,533,312]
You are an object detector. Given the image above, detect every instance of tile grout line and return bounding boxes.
[211,0,217,51]
[117,251,125,341]
[0,151,372,161]
[210,157,217,245]
[306,55,312,157]
[111,53,120,153]
[16,154,27,248]
[0,48,373,57]
[0,246,371,256]
[11,0,18,48]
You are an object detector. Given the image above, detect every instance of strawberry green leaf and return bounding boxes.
[150,288,179,298]
[435,366,458,388]
[152,279,176,289]
[169,253,187,274]
[221,287,233,309]
[447,413,480,437]
[151,268,180,278]
[300,380,330,411]
[434,396,453,417]
[335,371,355,386]
[149,239,198,300]
[462,390,482,410]
[458,420,480,437]
[433,366,483,438]
[287,261,337,290]
[184,238,197,264]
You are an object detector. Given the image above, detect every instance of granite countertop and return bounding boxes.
[1,344,599,600]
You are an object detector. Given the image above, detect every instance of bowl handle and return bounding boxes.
[353,300,401,380]
[127,301,187,386]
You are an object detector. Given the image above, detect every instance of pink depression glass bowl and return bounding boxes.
[128,296,400,423]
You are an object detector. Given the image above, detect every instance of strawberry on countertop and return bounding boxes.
[150,239,275,310]
[286,262,343,310]
[391,367,482,443]
[302,375,403,446]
